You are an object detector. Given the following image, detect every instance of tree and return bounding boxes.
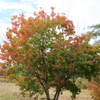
[88,24,100,45]
[0,7,100,100]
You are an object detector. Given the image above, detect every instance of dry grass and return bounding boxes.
[0,82,93,100]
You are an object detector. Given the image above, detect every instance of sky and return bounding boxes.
[0,0,100,44]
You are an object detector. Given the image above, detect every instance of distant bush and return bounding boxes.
[0,78,9,83]
[75,77,88,89]
[0,78,15,83]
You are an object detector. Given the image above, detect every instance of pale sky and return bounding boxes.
[0,0,100,44]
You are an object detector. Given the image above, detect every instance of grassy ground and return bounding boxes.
[0,82,93,100]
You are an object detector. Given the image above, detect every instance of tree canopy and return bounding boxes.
[0,7,100,100]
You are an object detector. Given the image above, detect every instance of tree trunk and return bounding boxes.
[53,87,61,100]
[45,89,50,100]
[53,74,72,100]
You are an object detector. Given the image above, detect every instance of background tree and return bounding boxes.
[88,24,100,100]
[0,7,100,100]
[88,24,100,45]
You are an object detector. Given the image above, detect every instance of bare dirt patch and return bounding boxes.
[0,82,93,100]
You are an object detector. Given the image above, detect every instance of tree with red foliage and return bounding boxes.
[0,7,100,100]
